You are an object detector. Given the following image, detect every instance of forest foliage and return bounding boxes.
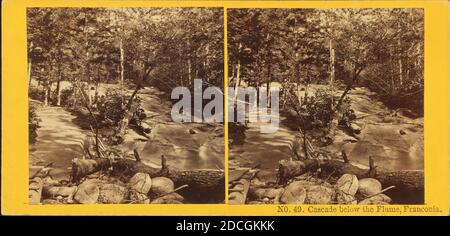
[228,9,424,115]
[27,8,224,106]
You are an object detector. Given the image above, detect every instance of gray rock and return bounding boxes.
[150,177,174,196]
[358,178,382,197]
[305,185,335,204]
[350,123,361,134]
[74,181,99,204]
[280,182,306,204]
[336,174,359,196]
[129,173,152,194]
[99,184,127,204]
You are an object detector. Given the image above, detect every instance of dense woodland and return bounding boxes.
[227,9,424,205]
[28,8,225,204]
[28,8,224,107]
[228,8,424,114]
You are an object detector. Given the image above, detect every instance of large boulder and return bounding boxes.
[358,178,382,197]
[335,174,359,196]
[150,177,174,196]
[305,185,335,204]
[98,184,127,204]
[129,173,152,194]
[280,182,306,204]
[74,181,100,204]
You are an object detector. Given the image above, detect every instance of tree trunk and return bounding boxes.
[115,65,153,142]
[43,84,51,107]
[56,73,62,106]
[120,38,125,106]
[327,65,363,140]
[71,156,224,189]
[277,159,424,193]
[329,39,335,109]
[266,34,272,107]
[112,157,224,189]
[28,59,32,92]
[233,42,242,107]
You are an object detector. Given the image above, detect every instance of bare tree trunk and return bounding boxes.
[266,34,272,107]
[56,80,61,106]
[398,22,403,87]
[28,59,32,92]
[327,65,363,140]
[115,65,153,142]
[43,84,51,107]
[329,39,335,109]
[233,42,242,106]
[187,39,192,87]
[56,64,62,106]
[120,38,125,106]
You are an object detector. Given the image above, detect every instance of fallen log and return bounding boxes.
[71,158,111,183]
[111,155,224,189]
[71,150,224,190]
[277,158,423,192]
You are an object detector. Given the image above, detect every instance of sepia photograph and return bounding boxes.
[27,7,225,204]
[227,8,424,205]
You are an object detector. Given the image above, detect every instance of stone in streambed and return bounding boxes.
[129,173,152,194]
[45,186,77,200]
[335,174,359,196]
[280,182,306,204]
[150,177,174,196]
[98,184,127,204]
[358,178,382,197]
[305,185,335,204]
[74,181,99,204]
